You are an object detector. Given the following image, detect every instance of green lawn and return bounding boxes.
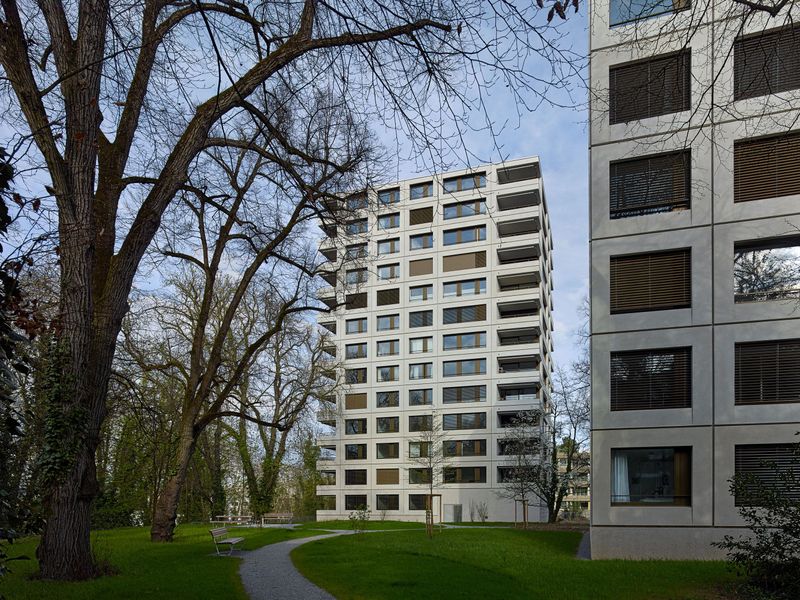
[300,519,426,531]
[292,529,737,600]
[2,524,316,599]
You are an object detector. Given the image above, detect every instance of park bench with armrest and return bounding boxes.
[209,527,245,556]
[261,512,293,525]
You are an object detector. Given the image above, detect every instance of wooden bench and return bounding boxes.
[209,527,245,556]
[210,515,252,526]
[261,512,293,525]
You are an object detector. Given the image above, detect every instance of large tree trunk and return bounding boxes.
[150,428,198,542]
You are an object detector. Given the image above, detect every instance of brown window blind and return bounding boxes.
[610,249,691,314]
[442,304,487,324]
[375,468,399,485]
[376,288,399,306]
[734,25,800,100]
[346,292,367,310]
[735,444,800,505]
[735,338,800,405]
[610,151,690,219]
[443,251,487,272]
[410,206,433,225]
[345,469,367,485]
[609,51,691,124]
[409,258,433,276]
[345,393,367,410]
[610,347,692,410]
[734,131,800,203]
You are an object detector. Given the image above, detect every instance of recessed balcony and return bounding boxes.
[497,244,539,266]
[497,161,541,185]
[497,217,538,239]
[497,299,538,319]
[498,356,539,374]
[318,445,336,461]
[316,286,338,310]
[498,382,540,403]
[319,246,337,262]
[497,272,540,292]
[498,327,539,346]
[496,189,540,211]
[318,319,336,335]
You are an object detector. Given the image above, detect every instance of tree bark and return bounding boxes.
[150,428,197,542]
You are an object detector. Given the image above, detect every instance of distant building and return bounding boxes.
[558,449,590,519]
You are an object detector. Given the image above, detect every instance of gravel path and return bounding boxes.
[239,532,350,600]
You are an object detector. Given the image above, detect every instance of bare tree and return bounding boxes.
[408,411,448,537]
[496,414,541,528]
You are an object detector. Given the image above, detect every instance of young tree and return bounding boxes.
[0,0,580,578]
[496,414,541,528]
[408,411,448,537]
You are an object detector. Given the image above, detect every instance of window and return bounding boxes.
[345,495,367,510]
[410,181,433,199]
[610,151,690,219]
[346,219,368,235]
[734,131,800,203]
[443,251,487,272]
[408,414,432,432]
[735,339,800,405]
[611,447,691,505]
[345,419,367,435]
[345,368,367,384]
[443,278,486,297]
[610,249,691,313]
[378,212,400,230]
[443,199,486,220]
[443,225,487,246]
[376,339,399,357]
[376,288,400,306]
[379,188,400,205]
[734,444,800,505]
[318,470,336,485]
[409,258,433,276]
[443,359,486,377]
[609,51,691,124]
[443,172,486,192]
[409,363,432,380]
[498,410,539,428]
[376,468,399,485]
[345,243,367,260]
[345,469,367,485]
[345,444,367,460]
[346,343,367,359]
[377,264,400,280]
[409,494,430,510]
[443,332,486,351]
[409,310,433,328]
[609,0,690,26]
[376,390,399,408]
[346,193,368,210]
[734,237,800,303]
[345,393,367,410]
[409,468,432,484]
[376,417,400,434]
[377,238,399,255]
[443,305,486,325]
[444,466,487,484]
[497,438,538,456]
[443,385,487,404]
[410,206,433,225]
[346,268,367,285]
[376,494,400,511]
[734,25,800,101]
[346,292,367,310]
[376,314,399,331]
[410,232,434,250]
[317,495,336,510]
[409,388,433,406]
[409,441,430,458]
[409,336,433,354]
[443,412,486,430]
[410,285,433,302]
[444,440,486,457]
[499,386,537,402]
[377,365,399,382]
[610,347,691,410]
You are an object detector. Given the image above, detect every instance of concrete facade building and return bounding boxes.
[590,2,800,558]
[314,157,554,522]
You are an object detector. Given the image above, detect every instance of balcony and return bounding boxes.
[496,189,540,211]
[316,286,338,310]
[319,246,337,262]
[498,382,540,404]
[318,445,336,462]
[497,299,538,320]
[498,327,538,347]
[497,272,540,292]
[497,161,541,185]
[319,269,338,287]
[322,342,336,358]
[497,216,538,239]
[497,244,539,266]
[318,319,336,335]
[498,356,539,374]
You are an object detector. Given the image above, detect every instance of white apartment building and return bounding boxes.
[590,1,800,558]
[314,157,553,523]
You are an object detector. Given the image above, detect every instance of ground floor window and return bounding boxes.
[611,447,691,506]
[376,494,400,511]
[345,495,368,511]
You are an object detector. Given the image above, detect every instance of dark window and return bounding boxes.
[408,414,433,432]
[345,444,367,460]
[442,305,486,325]
[345,418,367,435]
[409,441,430,458]
[376,417,400,434]
[409,468,432,484]
[498,410,539,428]
[498,438,539,456]
[346,292,367,310]
[609,0,690,26]
[610,151,690,219]
[376,288,400,306]
[345,343,367,359]
[409,494,430,510]
[347,193,368,210]
[444,439,486,457]
[376,390,400,408]
[346,219,368,235]
[609,51,690,124]
[498,466,537,483]
[444,466,487,484]
[443,385,487,404]
[410,206,433,225]
[345,495,368,510]
[378,188,400,205]
[734,237,800,303]
[317,495,336,510]
[734,25,800,100]
[376,494,400,511]
[409,388,433,406]
[611,447,691,505]
[346,268,368,285]
[610,347,692,410]
[345,368,367,384]
[735,339,800,405]
[735,444,800,506]
[443,412,487,430]
[345,469,367,485]
[376,442,400,459]
[610,249,691,313]
[409,310,433,328]
[734,131,800,203]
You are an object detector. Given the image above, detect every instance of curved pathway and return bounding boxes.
[239,531,351,600]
